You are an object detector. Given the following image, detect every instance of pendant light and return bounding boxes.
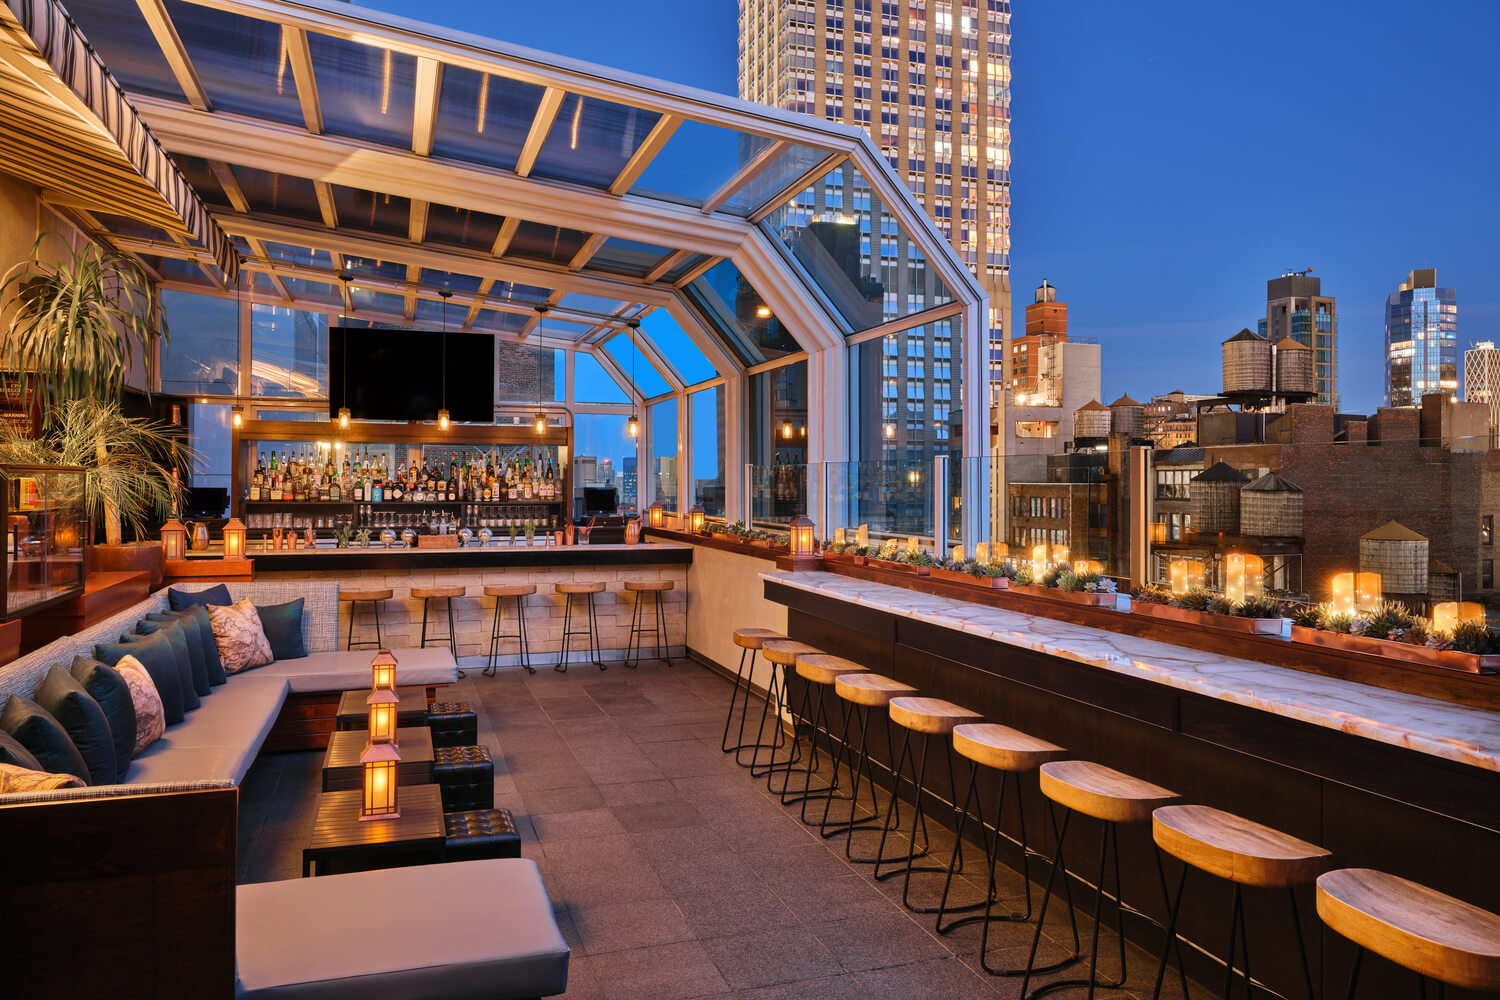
[626,317,640,438]
[534,304,549,435]
[437,289,452,430]
[336,269,351,427]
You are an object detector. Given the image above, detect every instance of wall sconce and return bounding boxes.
[648,501,664,529]
[160,518,186,561]
[1433,601,1484,633]
[366,686,401,748]
[790,515,816,557]
[231,404,243,428]
[688,504,706,535]
[222,517,247,560]
[359,744,401,821]
[370,650,398,692]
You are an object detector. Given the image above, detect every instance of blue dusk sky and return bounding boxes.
[362,0,1500,417]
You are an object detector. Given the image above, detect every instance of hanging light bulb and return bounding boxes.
[627,414,639,437]
[438,408,450,430]
[534,303,549,436]
[437,289,452,431]
[626,318,641,440]
[534,411,547,434]
[231,404,244,428]
[338,407,351,428]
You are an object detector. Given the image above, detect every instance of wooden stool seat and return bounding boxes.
[483,584,536,598]
[1039,760,1177,824]
[835,672,916,707]
[887,696,982,736]
[733,627,784,649]
[624,580,674,592]
[342,589,393,602]
[794,653,868,686]
[952,723,1067,773]
[555,581,605,595]
[1316,868,1500,991]
[411,586,465,600]
[1153,804,1330,889]
[761,639,820,666]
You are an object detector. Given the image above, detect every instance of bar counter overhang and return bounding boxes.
[763,569,1500,997]
[243,541,692,572]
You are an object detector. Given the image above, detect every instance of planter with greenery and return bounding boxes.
[930,558,1015,589]
[1288,602,1499,673]
[1130,588,1285,633]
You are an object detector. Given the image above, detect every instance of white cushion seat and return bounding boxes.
[254,649,458,692]
[127,675,289,785]
[235,859,569,999]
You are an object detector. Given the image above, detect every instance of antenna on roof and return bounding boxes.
[1282,267,1315,277]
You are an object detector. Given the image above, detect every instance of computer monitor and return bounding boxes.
[184,487,228,518]
[582,487,618,515]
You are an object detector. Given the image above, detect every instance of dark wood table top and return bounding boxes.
[303,784,444,874]
[323,726,434,770]
[335,686,430,726]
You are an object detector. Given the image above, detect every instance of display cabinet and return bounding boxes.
[1,463,86,618]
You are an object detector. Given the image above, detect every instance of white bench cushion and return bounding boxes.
[253,649,458,692]
[235,859,569,999]
[127,675,289,785]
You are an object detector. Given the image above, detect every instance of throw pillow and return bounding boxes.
[0,695,90,784]
[69,655,137,777]
[182,604,227,685]
[35,665,118,785]
[0,762,85,793]
[126,622,201,712]
[144,614,211,698]
[0,729,41,770]
[207,598,274,675]
[167,583,231,611]
[96,633,185,726]
[112,655,165,754]
[255,598,306,660]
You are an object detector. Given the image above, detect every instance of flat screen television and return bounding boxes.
[329,327,494,423]
[583,487,618,515]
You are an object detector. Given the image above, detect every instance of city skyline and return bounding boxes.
[357,0,1500,417]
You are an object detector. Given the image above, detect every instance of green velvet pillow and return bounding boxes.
[96,632,185,725]
[167,583,231,611]
[0,694,90,783]
[145,612,212,696]
[70,654,137,777]
[129,621,201,711]
[182,604,227,685]
[0,729,42,770]
[35,665,117,785]
[254,598,306,660]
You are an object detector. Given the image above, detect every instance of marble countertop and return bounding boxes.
[762,570,1500,774]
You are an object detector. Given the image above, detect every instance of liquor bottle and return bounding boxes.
[353,471,364,502]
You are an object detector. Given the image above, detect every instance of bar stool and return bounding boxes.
[784,653,867,819]
[1151,804,1331,1000]
[553,581,606,673]
[938,724,1070,976]
[1316,868,1500,996]
[342,588,392,650]
[411,586,465,677]
[482,584,535,676]
[828,672,917,856]
[622,580,674,668]
[1023,761,1180,999]
[723,627,787,766]
[873,696,982,914]
[755,639,821,785]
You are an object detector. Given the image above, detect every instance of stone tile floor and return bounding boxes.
[240,657,1196,1000]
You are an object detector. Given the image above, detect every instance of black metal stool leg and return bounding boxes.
[898,736,972,914]
[656,591,671,666]
[517,596,532,674]
[448,598,463,678]
[936,763,999,933]
[770,675,818,798]
[816,698,883,839]
[1151,858,1191,1000]
[1343,947,1364,1000]
[722,645,750,753]
[346,601,356,650]
[484,597,502,677]
[373,600,383,649]
[555,594,573,673]
[750,662,800,778]
[624,591,642,668]
[1288,887,1316,1000]
[420,598,431,648]
[588,593,604,670]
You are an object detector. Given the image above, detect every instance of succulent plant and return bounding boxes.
[1287,603,1324,629]
[1040,564,1064,589]
[1014,565,1034,586]
[1234,596,1284,620]
[1322,609,1355,634]
[1445,619,1498,655]
[1206,596,1235,616]
[1057,571,1082,592]
[1397,618,1431,646]
[1175,588,1212,612]
[1356,601,1417,641]
[1131,585,1172,606]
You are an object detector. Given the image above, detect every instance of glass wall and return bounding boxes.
[189,402,231,514]
[161,290,238,395]
[574,352,630,404]
[690,385,725,517]
[572,413,636,514]
[748,360,807,524]
[650,398,678,512]
[251,304,328,397]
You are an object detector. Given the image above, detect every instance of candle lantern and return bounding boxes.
[161,518,187,561]
[1433,601,1484,633]
[1051,544,1069,566]
[1224,553,1264,604]
[855,524,869,548]
[790,515,816,557]
[951,544,965,563]
[906,536,921,556]
[833,528,846,545]
[648,502,664,529]
[1073,559,1102,575]
[370,650,398,692]
[222,517,247,560]
[688,504,706,535]
[974,542,989,565]
[359,742,401,821]
[993,543,1010,561]
[366,686,401,747]
[1332,572,1382,615]
[1170,558,1204,596]
[1031,543,1048,578]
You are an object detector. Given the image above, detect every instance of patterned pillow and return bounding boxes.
[113,655,165,754]
[0,761,85,793]
[207,598,274,675]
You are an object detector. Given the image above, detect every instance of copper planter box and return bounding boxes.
[929,567,1010,589]
[1290,626,1500,674]
[1134,603,1284,634]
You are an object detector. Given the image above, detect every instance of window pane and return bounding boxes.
[251,304,328,398]
[690,386,725,516]
[161,290,239,395]
[189,403,231,504]
[630,119,773,208]
[603,333,670,398]
[530,93,661,190]
[639,309,716,386]
[571,413,637,513]
[432,67,545,171]
[650,398,678,512]
[166,0,305,126]
[573,352,629,404]
[686,258,798,365]
[306,33,417,148]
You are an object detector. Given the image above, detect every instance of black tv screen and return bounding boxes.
[329,327,494,423]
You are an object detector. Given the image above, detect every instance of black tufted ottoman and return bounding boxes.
[427,701,478,748]
[432,745,494,812]
[443,808,522,862]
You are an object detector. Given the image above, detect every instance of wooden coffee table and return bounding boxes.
[302,783,445,877]
[335,686,430,730]
[321,726,435,792]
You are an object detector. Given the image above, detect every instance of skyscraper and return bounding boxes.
[1386,269,1458,407]
[1010,280,1065,396]
[1257,271,1337,406]
[1463,341,1500,444]
[739,0,1012,401]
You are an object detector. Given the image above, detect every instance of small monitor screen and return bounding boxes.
[583,487,618,515]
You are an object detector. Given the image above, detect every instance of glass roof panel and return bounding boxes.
[61,1,183,102]
[761,161,954,333]
[573,351,630,404]
[558,292,627,318]
[639,309,717,386]
[603,334,670,398]
[93,213,174,243]
[431,66,545,171]
[351,286,407,317]
[423,203,505,251]
[725,142,829,216]
[171,155,228,207]
[630,120,772,208]
[165,0,305,127]
[587,237,674,278]
[530,93,662,190]
[231,166,320,218]
[508,221,588,265]
[686,258,798,365]
[263,243,332,269]
[418,269,484,295]
[248,271,279,297]
[306,33,418,148]
[473,309,531,336]
[342,256,407,282]
[663,253,710,285]
[414,297,458,325]
[332,185,411,237]
[159,257,216,287]
[487,282,555,307]
[282,276,344,308]
[536,317,594,344]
